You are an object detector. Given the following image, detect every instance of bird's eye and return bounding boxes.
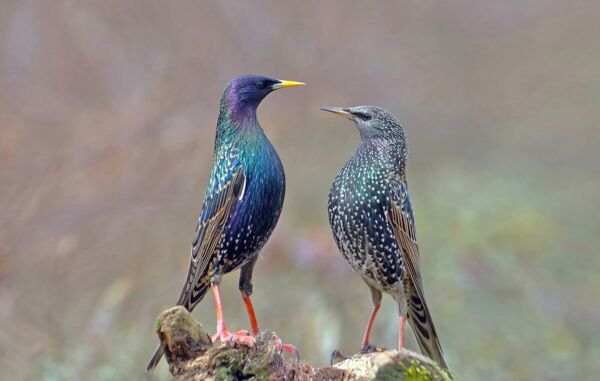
[355,112,372,121]
[256,82,265,89]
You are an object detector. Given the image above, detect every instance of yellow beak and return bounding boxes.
[273,80,306,89]
[320,107,354,120]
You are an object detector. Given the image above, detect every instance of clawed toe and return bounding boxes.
[360,343,377,354]
[212,328,255,347]
[330,349,349,365]
[232,329,251,337]
[273,336,299,360]
[330,343,381,365]
[212,328,298,360]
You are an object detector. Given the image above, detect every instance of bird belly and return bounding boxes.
[329,185,404,293]
[215,165,285,274]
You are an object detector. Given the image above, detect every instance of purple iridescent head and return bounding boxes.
[221,75,304,122]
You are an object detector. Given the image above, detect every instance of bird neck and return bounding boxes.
[216,96,262,145]
[360,137,408,174]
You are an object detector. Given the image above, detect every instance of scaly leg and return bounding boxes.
[211,284,255,347]
[239,257,298,359]
[241,292,260,335]
[239,258,260,335]
[241,291,299,359]
[360,303,381,352]
[399,314,407,349]
[332,286,383,364]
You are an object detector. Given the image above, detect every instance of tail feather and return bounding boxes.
[145,282,210,373]
[145,345,164,373]
[407,293,448,370]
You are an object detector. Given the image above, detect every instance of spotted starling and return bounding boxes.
[321,106,448,369]
[146,75,304,372]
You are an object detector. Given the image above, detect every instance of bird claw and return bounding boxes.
[211,328,255,347]
[330,349,349,365]
[360,343,378,354]
[273,336,300,361]
[330,344,380,365]
[210,328,297,360]
[234,329,251,336]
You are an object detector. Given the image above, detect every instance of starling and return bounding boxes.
[321,106,448,369]
[146,75,304,372]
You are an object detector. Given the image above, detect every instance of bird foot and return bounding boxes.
[211,328,298,359]
[360,343,379,354]
[330,344,384,365]
[273,336,300,361]
[211,327,255,347]
[330,349,349,365]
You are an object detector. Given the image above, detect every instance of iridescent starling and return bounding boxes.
[146,75,304,372]
[321,106,448,369]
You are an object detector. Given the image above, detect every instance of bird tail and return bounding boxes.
[407,293,449,370]
[145,281,210,373]
[145,345,164,373]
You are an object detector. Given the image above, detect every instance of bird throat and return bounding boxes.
[216,98,261,144]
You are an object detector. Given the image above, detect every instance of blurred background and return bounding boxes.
[1,1,599,380]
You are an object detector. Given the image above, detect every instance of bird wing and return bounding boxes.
[384,175,448,369]
[176,164,247,306]
[384,175,423,293]
[150,164,246,372]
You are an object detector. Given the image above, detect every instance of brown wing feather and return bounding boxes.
[385,177,448,370]
[176,167,246,307]
[147,168,247,373]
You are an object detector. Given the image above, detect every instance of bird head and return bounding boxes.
[223,75,304,117]
[320,105,405,141]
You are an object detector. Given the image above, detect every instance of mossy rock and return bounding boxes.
[333,350,453,381]
[376,354,453,381]
[152,307,454,380]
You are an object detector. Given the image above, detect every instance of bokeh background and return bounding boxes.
[1,1,599,380]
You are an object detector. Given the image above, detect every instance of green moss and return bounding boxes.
[403,360,434,381]
[376,358,454,381]
[215,366,237,381]
[242,342,276,379]
[210,345,253,380]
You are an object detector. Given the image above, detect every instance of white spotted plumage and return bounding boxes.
[325,105,449,370]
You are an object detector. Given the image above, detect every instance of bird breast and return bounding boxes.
[218,140,285,270]
[328,163,404,291]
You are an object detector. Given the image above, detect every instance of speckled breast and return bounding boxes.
[328,159,404,291]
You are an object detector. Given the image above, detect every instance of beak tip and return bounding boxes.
[320,106,340,112]
[320,106,353,119]
[276,80,305,88]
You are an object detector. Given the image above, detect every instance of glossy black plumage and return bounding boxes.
[146,75,303,372]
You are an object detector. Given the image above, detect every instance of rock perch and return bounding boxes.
[153,306,454,380]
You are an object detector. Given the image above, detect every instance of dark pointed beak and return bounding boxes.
[320,107,354,120]
[271,80,305,89]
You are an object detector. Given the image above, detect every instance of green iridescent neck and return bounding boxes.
[215,94,261,145]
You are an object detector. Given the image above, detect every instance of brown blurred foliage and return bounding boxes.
[1,1,599,380]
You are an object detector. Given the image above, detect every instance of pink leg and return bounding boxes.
[240,290,298,359]
[241,293,260,335]
[211,284,255,347]
[273,336,300,360]
[399,315,407,349]
[360,304,381,352]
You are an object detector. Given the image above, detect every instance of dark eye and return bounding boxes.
[355,112,372,121]
[256,82,265,89]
